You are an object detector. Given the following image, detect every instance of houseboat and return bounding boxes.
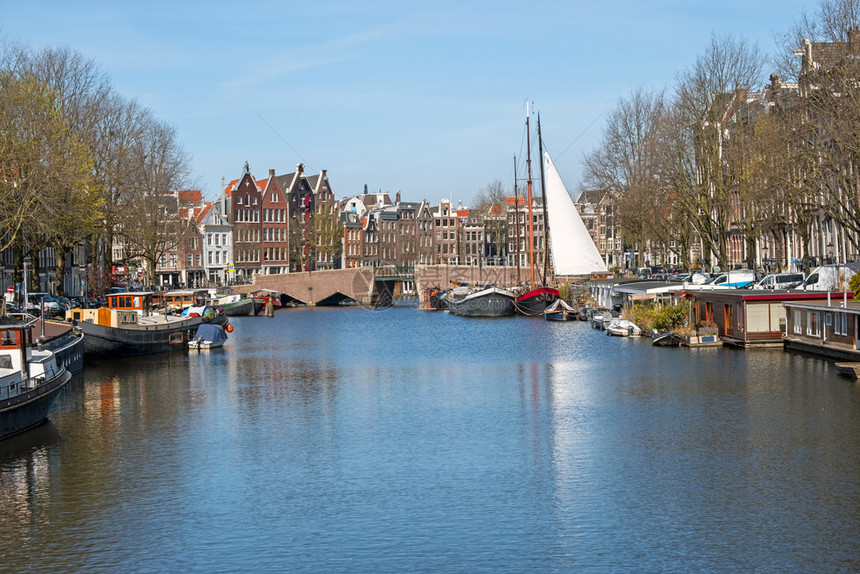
[69,292,228,359]
[0,323,72,440]
[783,296,860,361]
[685,290,854,348]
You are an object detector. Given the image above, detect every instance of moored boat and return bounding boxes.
[652,331,684,347]
[834,362,860,379]
[71,292,228,359]
[515,287,560,316]
[447,286,516,318]
[606,318,641,337]
[251,289,282,314]
[0,323,72,440]
[544,298,577,321]
[212,294,256,316]
[34,320,84,374]
[188,323,229,350]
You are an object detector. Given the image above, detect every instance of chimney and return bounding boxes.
[269,169,275,178]
[396,191,401,204]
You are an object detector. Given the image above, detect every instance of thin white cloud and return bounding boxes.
[221,24,405,93]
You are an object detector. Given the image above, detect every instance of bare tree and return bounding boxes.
[665,34,765,269]
[582,87,677,267]
[116,118,193,288]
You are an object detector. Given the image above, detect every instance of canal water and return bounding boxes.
[2,305,860,572]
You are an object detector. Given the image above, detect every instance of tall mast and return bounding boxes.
[513,155,521,283]
[538,114,550,285]
[525,102,536,288]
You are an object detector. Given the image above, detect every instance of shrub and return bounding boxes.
[850,272,860,300]
[627,300,689,331]
[558,282,572,302]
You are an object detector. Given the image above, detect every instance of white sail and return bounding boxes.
[543,151,608,275]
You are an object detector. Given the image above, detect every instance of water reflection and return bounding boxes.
[0,309,859,571]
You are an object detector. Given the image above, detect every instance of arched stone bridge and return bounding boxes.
[231,265,525,307]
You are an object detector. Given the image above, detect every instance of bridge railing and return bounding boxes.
[373,265,415,280]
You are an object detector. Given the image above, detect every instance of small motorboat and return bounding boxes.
[834,362,860,379]
[188,323,229,350]
[544,299,577,321]
[652,331,684,347]
[606,318,641,337]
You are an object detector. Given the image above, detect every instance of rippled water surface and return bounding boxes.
[2,306,860,572]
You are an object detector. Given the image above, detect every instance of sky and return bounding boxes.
[3,0,817,206]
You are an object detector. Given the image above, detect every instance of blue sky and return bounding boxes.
[4,0,815,205]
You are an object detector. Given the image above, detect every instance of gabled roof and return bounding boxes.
[223,178,239,197]
[195,203,213,223]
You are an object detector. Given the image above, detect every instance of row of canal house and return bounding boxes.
[593,277,860,360]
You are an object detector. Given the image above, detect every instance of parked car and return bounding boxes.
[56,295,78,310]
[26,293,62,316]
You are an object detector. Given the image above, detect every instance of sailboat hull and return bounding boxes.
[448,287,515,318]
[514,287,559,316]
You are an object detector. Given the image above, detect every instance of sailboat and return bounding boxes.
[542,148,608,276]
[513,107,561,316]
[514,110,608,313]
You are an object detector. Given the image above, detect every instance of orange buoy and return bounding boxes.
[226,324,234,333]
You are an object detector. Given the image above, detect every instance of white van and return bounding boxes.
[797,263,860,291]
[753,272,805,290]
[705,269,756,288]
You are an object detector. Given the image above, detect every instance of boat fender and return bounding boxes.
[226,324,234,333]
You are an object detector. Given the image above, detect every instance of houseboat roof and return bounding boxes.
[781,299,860,313]
[683,289,855,302]
[613,281,682,294]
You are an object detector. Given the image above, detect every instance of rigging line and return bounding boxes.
[554,108,607,161]
[249,107,311,171]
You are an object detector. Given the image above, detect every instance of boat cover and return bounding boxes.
[192,323,227,344]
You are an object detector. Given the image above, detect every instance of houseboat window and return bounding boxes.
[836,313,848,336]
[0,330,17,347]
[0,354,11,369]
[807,312,821,337]
[826,313,833,327]
[793,309,802,334]
[747,304,770,333]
